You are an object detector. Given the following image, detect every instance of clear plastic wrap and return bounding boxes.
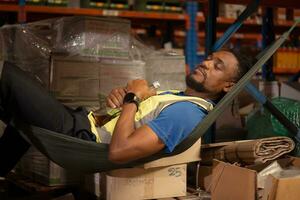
[52,16,131,59]
[0,19,53,87]
[0,16,187,108]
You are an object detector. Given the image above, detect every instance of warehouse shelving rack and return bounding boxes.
[201,0,300,142]
[0,0,299,155]
[0,1,299,76]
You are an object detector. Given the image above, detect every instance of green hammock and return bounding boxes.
[16,20,299,173]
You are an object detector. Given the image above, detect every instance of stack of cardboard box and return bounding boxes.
[198,156,300,200]
[16,147,81,186]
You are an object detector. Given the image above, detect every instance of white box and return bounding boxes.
[104,164,187,200]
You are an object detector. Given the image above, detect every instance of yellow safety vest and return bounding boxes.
[88,91,214,143]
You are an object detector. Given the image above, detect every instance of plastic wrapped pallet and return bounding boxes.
[16,146,81,186]
[50,55,146,108]
[0,20,53,87]
[0,16,183,109]
[145,51,186,91]
[53,16,131,59]
[99,59,146,95]
[50,55,101,100]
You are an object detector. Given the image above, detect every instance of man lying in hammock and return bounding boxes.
[0,49,251,176]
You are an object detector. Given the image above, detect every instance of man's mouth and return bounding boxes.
[194,67,207,79]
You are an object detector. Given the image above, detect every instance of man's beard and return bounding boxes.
[185,74,209,93]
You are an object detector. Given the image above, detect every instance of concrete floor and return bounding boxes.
[0,176,97,200]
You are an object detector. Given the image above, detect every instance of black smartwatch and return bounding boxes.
[123,92,141,110]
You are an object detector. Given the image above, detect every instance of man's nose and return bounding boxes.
[200,61,209,70]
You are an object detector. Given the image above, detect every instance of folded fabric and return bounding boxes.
[201,136,295,165]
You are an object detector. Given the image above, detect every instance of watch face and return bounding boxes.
[123,92,135,103]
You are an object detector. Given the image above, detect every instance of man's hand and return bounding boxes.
[106,79,157,109]
[106,87,127,108]
[126,79,156,100]
[107,79,163,164]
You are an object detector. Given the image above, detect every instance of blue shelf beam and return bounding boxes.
[205,0,217,56]
[261,7,275,80]
[185,1,199,71]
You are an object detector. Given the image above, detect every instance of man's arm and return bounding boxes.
[108,103,165,164]
[108,79,165,164]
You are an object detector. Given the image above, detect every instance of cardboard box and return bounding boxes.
[262,157,300,200]
[143,138,201,169]
[99,59,146,96]
[280,82,300,101]
[104,164,187,200]
[50,56,146,108]
[198,165,213,192]
[145,53,186,91]
[219,3,246,19]
[210,160,256,200]
[276,8,286,20]
[50,56,101,100]
[208,157,300,200]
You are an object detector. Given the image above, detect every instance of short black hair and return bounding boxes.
[223,48,254,82]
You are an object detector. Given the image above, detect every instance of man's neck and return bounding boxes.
[184,87,218,101]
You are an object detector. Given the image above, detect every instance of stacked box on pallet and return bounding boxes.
[145,52,186,91]
[50,16,145,108]
[98,59,146,103]
[0,19,52,88]
[16,147,81,186]
[50,56,146,108]
[50,56,101,102]
[53,16,131,59]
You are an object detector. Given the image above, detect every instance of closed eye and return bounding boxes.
[214,58,225,70]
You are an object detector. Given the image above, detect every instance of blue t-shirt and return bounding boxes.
[147,93,208,153]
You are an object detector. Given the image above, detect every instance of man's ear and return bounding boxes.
[223,82,235,93]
